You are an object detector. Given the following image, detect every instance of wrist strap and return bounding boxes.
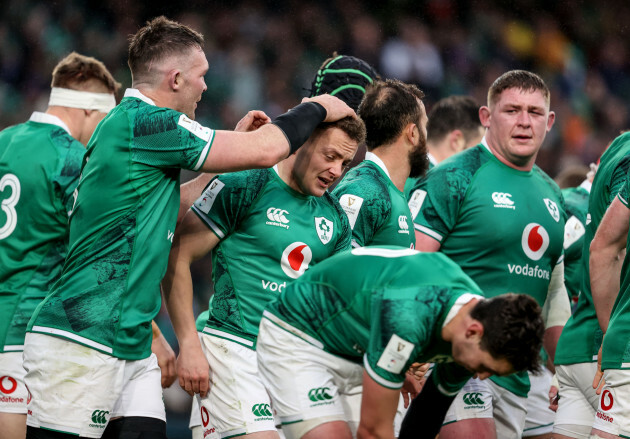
[272,102,326,155]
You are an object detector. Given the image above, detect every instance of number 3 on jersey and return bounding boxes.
[0,173,20,239]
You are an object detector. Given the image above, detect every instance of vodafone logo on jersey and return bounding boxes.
[521,223,549,261]
[281,242,313,279]
[0,376,17,394]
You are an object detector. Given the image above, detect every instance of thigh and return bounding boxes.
[522,368,555,437]
[199,332,277,438]
[553,363,598,439]
[0,352,28,414]
[592,369,630,437]
[23,333,124,438]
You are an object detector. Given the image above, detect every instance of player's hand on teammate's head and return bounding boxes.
[302,94,356,122]
[234,110,271,132]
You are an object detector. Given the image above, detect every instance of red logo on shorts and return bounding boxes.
[201,406,210,427]
[26,385,32,405]
[601,390,614,411]
[0,376,17,394]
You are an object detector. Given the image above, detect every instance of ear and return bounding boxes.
[168,69,181,91]
[546,110,556,132]
[405,122,418,145]
[465,320,484,340]
[449,130,465,152]
[479,106,491,129]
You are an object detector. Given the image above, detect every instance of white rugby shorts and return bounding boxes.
[0,352,28,414]
[592,369,630,437]
[553,362,598,438]
[522,368,555,437]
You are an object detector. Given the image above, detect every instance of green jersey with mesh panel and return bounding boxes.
[0,114,84,352]
[192,168,351,348]
[409,142,565,397]
[333,154,415,248]
[556,133,630,366]
[265,247,483,389]
[27,89,214,360]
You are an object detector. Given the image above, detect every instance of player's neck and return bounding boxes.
[46,107,84,145]
[276,156,304,194]
[370,148,408,192]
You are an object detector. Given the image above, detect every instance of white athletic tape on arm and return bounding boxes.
[542,261,571,328]
[49,87,116,113]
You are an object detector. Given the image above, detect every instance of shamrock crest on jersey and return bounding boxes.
[315,217,333,245]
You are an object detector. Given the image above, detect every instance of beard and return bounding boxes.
[408,130,429,179]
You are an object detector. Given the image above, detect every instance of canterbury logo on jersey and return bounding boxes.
[90,409,109,425]
[398,215,410,234]
[266,207,290,229]
[251,403,273,418]
[492,192,515,209]
[463,392,485,407]
[308,387,333,402]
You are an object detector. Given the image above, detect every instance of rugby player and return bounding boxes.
[22,16,355,439]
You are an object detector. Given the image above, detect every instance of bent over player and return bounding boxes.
[256,247,545,439]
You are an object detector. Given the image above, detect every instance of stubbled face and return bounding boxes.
[291,127,358,197]
[409,100,429,179]
[483,87,554,170]
[175,47,208,119]
[451,338,514,381]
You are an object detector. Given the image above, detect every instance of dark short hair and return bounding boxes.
[471,293,544,373]
[427,96,481,144]
[128,16,204,81]
[358,79,425,151]
[309,53,380,111]
[313,116,366,146]
[487,70,550,107]
[554,164,590,189]
[51,52,120,94]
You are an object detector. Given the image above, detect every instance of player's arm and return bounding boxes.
[590,196,629,333]
[356,371,399,439]
[200,94,355,173]
[162,209,220,397]
[541,260,571,372]
[415,231,442,252]
[178,174,215,225]
[151,320,177,388]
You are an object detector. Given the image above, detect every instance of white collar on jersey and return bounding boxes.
[442,293,485,329]
[427,152,438,166]
[365,151,391,179]
[29,111,71,135]
[579,179,592,193]
[124,88,156,106]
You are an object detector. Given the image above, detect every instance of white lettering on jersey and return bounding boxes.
[266,207,290,229]
[196,179,225,214]
[564,215,585,249]
[261,280,286,292]
[492,192,515,209]
[167,230,174,243]
[376,334,415,374]
[507,263,550,280]
[338,194,364,230]
[586,213,592,226]
[544,198,560,222]
[315,216,333,245]
[178,114,212,142]
[407,189,427,220]
[0,173,20,240]
[398,215,410,234]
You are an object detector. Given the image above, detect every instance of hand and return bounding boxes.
[401,371,426,408]
[302,94,356,122]
[548,385,559,412]
[151,330,177,388]
[234,110,271,132]
[408,362,431,381]
[592,344,606,395]
[177,344,211,397]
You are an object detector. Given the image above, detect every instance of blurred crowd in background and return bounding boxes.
[3,0,630,435]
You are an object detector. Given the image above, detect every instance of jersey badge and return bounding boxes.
[196,179,225,214]
[563,215,585,249]
[543,198,560,222]
[407,189,427,220]
[281,242,312,279]
[398,215,410,234]
[491,192,515,210]
[376,334,415,374]
[178,114,212,142]
[315,216,334,245]
[338,194,364,230]
[266,207,290,229]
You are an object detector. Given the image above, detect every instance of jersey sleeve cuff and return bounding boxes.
[413,224,443,242]
[363,354,404,389]
[192,205,226,239]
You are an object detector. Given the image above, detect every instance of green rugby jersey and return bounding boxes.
[603,171,630,370]
[403,153,437,199]
[557,132,630,366]
[561,182,590,302]
[410,141,565,397]
[193,168,351,347]
[28,89,214,360]
[0,113,84,352]
[265,247,483,389]
[333,153,415,248]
